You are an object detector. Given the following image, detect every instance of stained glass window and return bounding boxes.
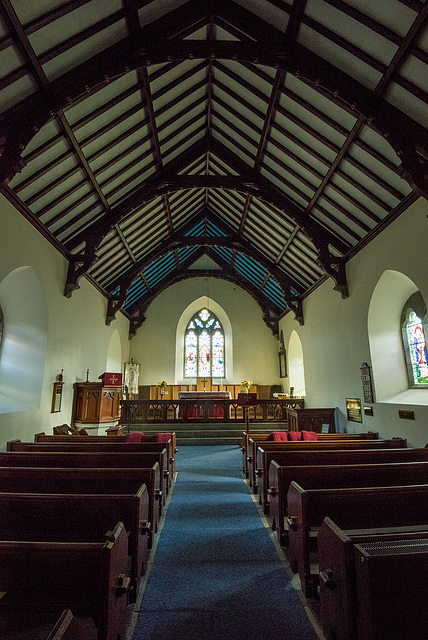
[184,308,224,378]
[401,293,428,386]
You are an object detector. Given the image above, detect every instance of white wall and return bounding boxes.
[279,197,428,448]
[0,194,130,449]
[130,277,281,386]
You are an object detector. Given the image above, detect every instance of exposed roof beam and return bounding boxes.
[1,36,427,194]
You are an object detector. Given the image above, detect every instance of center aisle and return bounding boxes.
[131,445,321,640]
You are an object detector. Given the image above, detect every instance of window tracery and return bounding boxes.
[184,308,224,378]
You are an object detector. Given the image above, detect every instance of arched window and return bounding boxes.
[401,292,428,387]
[184,308,224,378]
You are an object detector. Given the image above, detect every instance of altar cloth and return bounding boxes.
[177,391,231,418]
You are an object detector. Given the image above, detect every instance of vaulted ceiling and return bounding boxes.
[1,0,427,338]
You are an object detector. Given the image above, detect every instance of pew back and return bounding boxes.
[255,446,428,512]
[0,486,150,596]
[318,517,428,640]
[0,521,129,640]
[286,481,428,598]
[8,439,175,485]
[268,459,428,545]
[248,437,407,489]
[0,464,161,541]
[0,450,169,505]
[241,431,379,477]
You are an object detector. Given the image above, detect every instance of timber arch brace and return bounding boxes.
[1,37,427,196]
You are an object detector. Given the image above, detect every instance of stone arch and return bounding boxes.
[175,296,233,384]
[288,330,306,397]
[368,269,428,405]
[106,329,122,374]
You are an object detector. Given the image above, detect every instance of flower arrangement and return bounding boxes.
[241,380,252,389]
[158,380,168,389]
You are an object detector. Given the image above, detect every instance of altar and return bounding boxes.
[177,391,232,419]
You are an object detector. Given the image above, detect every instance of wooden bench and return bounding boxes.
[318,517,428,640]
[0,485,150,601]
[0,521,130,640]
[0,465,161,546]
[247,437,407,490]
[255,446,428,513]
[8,439,176,489]
[268,459,428,549]
[34,431,177,463]
[286,481,428,598]
[241,431,379,477]
[0,449,169,507]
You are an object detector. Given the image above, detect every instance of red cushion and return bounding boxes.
[156,432,172,443]
[272,431,288,441]
[288,431,302,441]
[302,430,318,441]
[126,431,144,442]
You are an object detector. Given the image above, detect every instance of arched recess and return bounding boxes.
[175,296,233,384]
[288,330,306,397]
[106,329,122,374]
[0,266,48,413]
[368,269,428,405]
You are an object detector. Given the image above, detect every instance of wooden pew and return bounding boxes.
[286,481,428,599]
[0,521,129,640]
[0,486,150,600]
[268,459,428,548]
[34,431,177,465]
[247,437,407,490]
[255,446,428,513]
[8,439,176,489]
[1,449,169,506]
[0,465,161,546]
[318,517,428,640]
[241,431,379,477]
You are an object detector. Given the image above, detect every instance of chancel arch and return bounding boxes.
[175,296,233,384]
[288,330,306,397]
[0,266,48,414]
[368,269,428,406]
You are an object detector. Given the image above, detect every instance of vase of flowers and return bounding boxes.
[242,380,252,393]
[158,380,168,397]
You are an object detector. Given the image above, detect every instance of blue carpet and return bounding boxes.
[132,445,319,640]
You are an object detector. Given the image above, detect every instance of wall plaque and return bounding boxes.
[346,397,362,423]
[360,362,374,403]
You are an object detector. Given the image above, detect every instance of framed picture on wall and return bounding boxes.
[279,350,287,378]
[51,382,63,413]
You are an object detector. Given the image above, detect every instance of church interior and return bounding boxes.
[0,1,428,639]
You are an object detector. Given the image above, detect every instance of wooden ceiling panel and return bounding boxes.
[1,0,426,332]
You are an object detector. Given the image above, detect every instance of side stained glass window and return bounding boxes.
[401,293,428,386]
[184,308,224,378]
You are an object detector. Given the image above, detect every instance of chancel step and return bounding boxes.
[126,423,281,446]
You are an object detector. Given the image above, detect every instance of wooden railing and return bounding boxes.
[119,398,304,424]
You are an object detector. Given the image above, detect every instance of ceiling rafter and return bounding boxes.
[0,0,426,332]
[103,208,304,327]
[1,26,427,195]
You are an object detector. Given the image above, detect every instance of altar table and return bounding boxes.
[177,391,232,418]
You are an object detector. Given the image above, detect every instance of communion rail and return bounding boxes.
[120,398,304,424]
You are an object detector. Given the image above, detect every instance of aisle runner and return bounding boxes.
[132,445,320,640]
